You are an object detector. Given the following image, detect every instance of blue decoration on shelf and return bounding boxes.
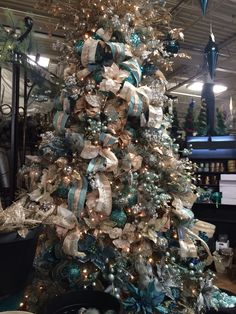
[199,0,209,16]
[130,33,141,47]
[205,33,219,79]
[110,209,127,227]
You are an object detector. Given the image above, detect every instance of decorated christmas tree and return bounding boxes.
[184,99,196,137]
[2,1,236,313]
[196,99,208,136]
[216,107,228,135]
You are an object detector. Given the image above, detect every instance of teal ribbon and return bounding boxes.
[121,59,142,86]
[127,95,143,117]
[53,111,69,133]
[99,132,118,146]
[107,42,126,63]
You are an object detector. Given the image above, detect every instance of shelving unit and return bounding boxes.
[186,136,236,247]
[187,136,236,193]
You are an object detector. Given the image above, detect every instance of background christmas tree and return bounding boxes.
[196,98,208,136]
[184,99,196,137]
[171,105,180,139]
[3,1,236,313]
[216,107,228,135]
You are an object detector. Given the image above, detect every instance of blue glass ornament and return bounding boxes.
[56,184,69,199]
[130,33,141,47]
[93,70,103,83]
[199,0,209,16]
[189,98,196,109]
[74,40,84,55]
[166,39,180,54]
[165,34,180,54]
[110,209,127,227]
[142,63,158,76]
[205,33,219,79]
[62,262,81,286]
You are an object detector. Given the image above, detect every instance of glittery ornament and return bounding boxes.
[129,33,141,47]
[199,0,209,16]
[110,209,127,227]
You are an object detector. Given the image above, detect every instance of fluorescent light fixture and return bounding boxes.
[187,82,228,94]
[213,84,228,94]
[187,82,203,92]
[27,54,50,68]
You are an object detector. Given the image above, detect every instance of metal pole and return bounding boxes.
[22,69,28,165]
[9,52,20,203]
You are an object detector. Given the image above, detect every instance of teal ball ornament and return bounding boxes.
[63,263,81,285]
[130,33,141,47]
[56,184,70,199]
[110,209,127,227]
[74,40,84,55]
[93,70,103,83]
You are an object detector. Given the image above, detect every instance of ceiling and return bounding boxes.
[1,0,236,104]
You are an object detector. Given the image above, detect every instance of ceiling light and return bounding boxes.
[187,82,228,94]
[213,84,228,94]
[187,82,203,92]
[27,54,50,68]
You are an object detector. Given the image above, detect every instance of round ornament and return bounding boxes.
[110,209,127,227]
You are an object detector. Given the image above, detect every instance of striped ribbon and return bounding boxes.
[95,173,112,216]
[121,59,142,86]
[63,97,70,113]
[68,175,88,217]
[99,133,118,146]
[127,94,143,117]
[81,38,100,67]
[107,42,126,63]
[53,111,69,133]
[87,157,106,173]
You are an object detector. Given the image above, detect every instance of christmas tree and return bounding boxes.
[216,107,228,135]
[3,1,236,313]
[196,99,208,136]
[171,105,180,139]
[184,99,196,137]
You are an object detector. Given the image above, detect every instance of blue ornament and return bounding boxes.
[199,0,209,16]
[93,70,103,83]
[142,63,158,76]
[205,33,219,79]
[74,40,84,55]
[165,38,180,54]
[62,263,81,286]
[56,184,69,199]
[130,33,141,47]
[110,209,127,227]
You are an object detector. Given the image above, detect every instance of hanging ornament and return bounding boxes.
[165,34,180,54]
[199,0,209,16]
[204,32,219,79]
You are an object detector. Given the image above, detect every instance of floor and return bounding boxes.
[215,272,236,294]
